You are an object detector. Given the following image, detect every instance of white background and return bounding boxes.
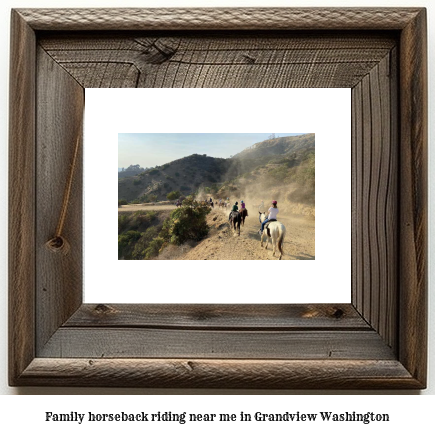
[85,88,351,304]
[0,0,434,423]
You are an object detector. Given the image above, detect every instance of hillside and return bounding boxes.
[118,164,146,179]
[119,154,230,203]
[215,147,315,205]
[118,133,315,205]
[232,133,314,161]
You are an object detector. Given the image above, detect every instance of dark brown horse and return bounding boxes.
[229,211,241,236]
[239,208,248,225]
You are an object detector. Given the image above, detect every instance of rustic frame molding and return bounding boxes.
[9,8,427,388]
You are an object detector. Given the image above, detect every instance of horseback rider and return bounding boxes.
[229,201,239,220]
[240,200,248,216]
[259,200,278,235]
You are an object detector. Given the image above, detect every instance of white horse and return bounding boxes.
[259,212,286,260]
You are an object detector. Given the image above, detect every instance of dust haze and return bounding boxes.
[157,184,315,261]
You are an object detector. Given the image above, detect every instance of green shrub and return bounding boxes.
[167,190,181,200]
[159,196,211,246]
[118,214,129,232]
[137,211,157,226]
[118,212,163,259]
[118,211,157,234]
[118,230,141,259]
[132,226,159,259]
[144,236,165,259]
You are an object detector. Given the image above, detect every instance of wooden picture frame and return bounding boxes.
[9,8,427,389]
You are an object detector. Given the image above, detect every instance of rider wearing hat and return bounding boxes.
[260,200,278,234]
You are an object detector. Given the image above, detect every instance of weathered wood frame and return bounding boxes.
[9,8,427,388]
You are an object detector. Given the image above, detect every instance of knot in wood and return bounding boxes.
[45,236,70,255]
[332,308,345,319]
[94,304,116,315]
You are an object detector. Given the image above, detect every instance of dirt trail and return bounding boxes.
[119,202,314,260]
[178,206,315,261]
[119,204,176,212]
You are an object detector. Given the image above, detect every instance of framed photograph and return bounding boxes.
[9,8,427,388]
[85,88,349,304]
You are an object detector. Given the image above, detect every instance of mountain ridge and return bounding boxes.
[118,133,315,204]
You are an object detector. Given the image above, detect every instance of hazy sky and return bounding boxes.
[118,133,305,169]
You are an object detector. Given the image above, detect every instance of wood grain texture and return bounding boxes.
[8,7,427,389]
[17,358,420,389]
[387,47,399,349]
[8,10,36,386]
[39,328,395,360]
[35,48,84,354]
[398,9,428,386]
[383,47,399,349]
[65,304,369,330]
[351,50,398,351]
[16,8,422,31]
[39,33,396,89]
